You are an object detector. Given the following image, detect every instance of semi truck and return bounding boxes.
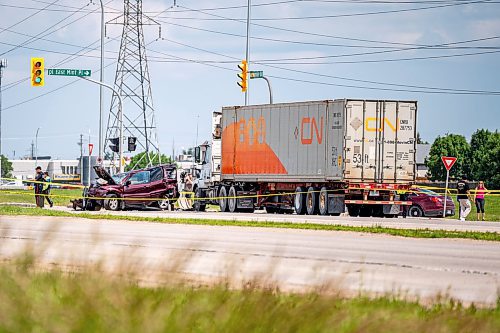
[193,99,417,217]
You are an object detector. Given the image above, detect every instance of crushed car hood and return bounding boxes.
[93,166,117,185]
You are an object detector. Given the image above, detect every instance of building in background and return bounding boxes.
[416,144,431,181]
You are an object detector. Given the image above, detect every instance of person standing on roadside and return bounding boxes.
[42,172,54,207]
[456,176,471,221]
[34,166,45,208]
[474,181,488,221]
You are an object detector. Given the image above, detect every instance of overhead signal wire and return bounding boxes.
[0,0,60,36]
[156,17,500,64]
[175,3,500,48]
[156,0,498,20]
[2,1,177,108]
[151,38,500,95]
[0,1,101,57]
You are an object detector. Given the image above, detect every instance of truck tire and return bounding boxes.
[306,187,319,215]
[294,186,307,215]
[228,186,238,213]
[318,187,328,216]
[104,194,120,211]
[193,188,206,212]
[157,195,171,210]
[219,186,229,212]
[347,204,360,217]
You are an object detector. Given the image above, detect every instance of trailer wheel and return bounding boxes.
[318,187,329,216]
[359,205,372,217]
[306,187,319,215]
[347,205,360,217]
[294,186,307,215]
[219,186,229,212]
[228,186,238,213]
[193,188,206,212]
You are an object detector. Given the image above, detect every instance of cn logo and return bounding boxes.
[301,117,323,145]
[365,117,397,132]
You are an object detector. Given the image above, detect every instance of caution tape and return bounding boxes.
[1,185,499,206]
[0,176,86,189]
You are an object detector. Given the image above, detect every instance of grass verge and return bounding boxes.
[0,258,499,332]
[1,206,499,241]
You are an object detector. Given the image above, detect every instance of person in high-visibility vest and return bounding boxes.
[42,172,54,207]
[397,189,408,218]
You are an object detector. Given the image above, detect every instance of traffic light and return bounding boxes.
[237,60,247,92]
[127,137,137,152]
[31,57,44,87]
[109,137,120,153]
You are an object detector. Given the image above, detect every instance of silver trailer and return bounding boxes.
[195,99,417,217]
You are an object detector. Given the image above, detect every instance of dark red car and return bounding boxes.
[406,187,455,218]
[75,164,178,211]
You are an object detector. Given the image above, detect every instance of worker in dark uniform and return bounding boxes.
[34,166,45,208]
[42,172,54,207]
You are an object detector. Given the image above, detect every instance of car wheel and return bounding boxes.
[158,195,171,210]
[408,205,424,217]
[104,194,120,211]
[294,186,307,215]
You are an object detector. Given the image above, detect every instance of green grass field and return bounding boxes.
[0,188,82,206]
[450,195,500,222]
[0,257,498,333]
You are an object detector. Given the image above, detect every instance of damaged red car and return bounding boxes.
[73,164,178,211]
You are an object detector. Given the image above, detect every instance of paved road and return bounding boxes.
[1,215,499,306]
[54,205,500,233]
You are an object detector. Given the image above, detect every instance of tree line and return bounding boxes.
[425,129,499,189]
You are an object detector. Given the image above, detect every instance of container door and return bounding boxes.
[362,101,379,181]
[343,101,365,181]
[393,102,416,182]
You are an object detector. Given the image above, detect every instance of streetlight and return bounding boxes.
[90,0,105,164]
[35,127,40,167]
[0,59,7,182]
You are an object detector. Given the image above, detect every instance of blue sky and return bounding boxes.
[1,0,499,160]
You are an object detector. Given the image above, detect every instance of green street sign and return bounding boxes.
[47,68,91,77]
[249,70,263,79]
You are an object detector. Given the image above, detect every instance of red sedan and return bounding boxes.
[406,188,455,218]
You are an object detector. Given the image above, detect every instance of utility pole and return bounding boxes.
[0,59,7,181]
[78,134,84,184]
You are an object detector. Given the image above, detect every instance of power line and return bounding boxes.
[0,2,99,56]
[158,0,499,20]
[150,39,500,95]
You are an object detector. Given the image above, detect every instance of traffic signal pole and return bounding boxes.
[244,0,251,106]
[79,76,124,173]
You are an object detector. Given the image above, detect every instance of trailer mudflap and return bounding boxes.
[237,191,255,209]
[383,204,401,215]
[328,194,345,214]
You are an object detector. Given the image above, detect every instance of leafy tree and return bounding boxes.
[426,134,470,181]
[0,155,13,179]
[125,152,172,172]
[470,130,499,189]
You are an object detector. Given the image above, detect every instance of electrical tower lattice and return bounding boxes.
[105,0,161,168]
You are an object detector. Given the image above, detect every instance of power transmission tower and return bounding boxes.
[105,0,161,170]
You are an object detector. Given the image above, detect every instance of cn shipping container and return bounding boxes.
[221,99,417,184]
